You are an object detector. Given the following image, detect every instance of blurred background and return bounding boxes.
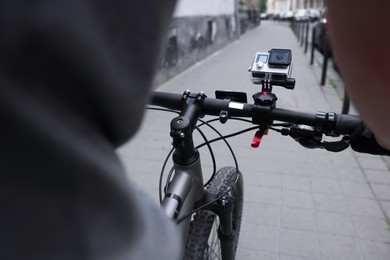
[154,0,326,86]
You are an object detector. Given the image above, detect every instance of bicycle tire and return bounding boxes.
[184,167,243,260]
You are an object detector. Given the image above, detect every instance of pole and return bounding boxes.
[235,0,241,38]
[341,88,350,114]
[320,32,329,86]
[304,21,309,53]
[310,27,315,65]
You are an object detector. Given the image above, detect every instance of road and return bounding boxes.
[118,22,390,260]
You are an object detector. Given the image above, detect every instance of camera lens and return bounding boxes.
[275,53,286,61]
[268,49,292,67]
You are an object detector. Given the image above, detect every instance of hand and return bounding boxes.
[345,123,390,156]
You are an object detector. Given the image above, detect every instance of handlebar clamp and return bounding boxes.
[252,92,277,126]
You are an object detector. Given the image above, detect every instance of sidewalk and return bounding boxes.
[290,20,358,116]
[118,22,390,260]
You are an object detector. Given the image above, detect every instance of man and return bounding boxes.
[325,0,390,155]
[0,1,181,259]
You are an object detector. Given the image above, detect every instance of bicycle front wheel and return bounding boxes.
[184,167,243,260]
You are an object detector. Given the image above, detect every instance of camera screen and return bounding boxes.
[268,49,292,67]
[256,54,268,63]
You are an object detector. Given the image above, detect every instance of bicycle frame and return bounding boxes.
[161,155,204,242]
[150,89,364,260]
[159,92,238,260]
[150,88,363,260]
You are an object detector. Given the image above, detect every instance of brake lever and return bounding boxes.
[281,125,350,152]
[296,139,350,152]
[321,139,350,152]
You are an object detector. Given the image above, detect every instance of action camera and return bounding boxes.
[249,48,293,85]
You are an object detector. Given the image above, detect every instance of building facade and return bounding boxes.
[267,0,323,13]
[154,0,260,86]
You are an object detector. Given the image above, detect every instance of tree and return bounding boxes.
[260,0,267,12]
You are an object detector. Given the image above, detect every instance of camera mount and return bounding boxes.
[249,49,295,93]
[261,74,296,93]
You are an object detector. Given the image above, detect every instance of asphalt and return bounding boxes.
[118,21,390,260]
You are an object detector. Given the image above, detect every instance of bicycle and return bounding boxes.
[146,50,361,260]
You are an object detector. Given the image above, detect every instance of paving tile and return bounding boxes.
[282,162,311,177]
[331,154,360,168]
[238,153,282,173]
[318,234,362,260]
[282,190,314,209]
[307,163,339,179]
[347,197,384,219]
[239,223,278,253]
[282,175,312,192]
[123,156,165,174]
[380,201,390,218]
[358,239,390,260]
[245,203,281,227]
[311,178,343,195]
[371,183,390,200]
[341,180,374,199]
[358,157,389,171]
[337,167,367,183]
[280,256,316,260]
[236,248,278,260]
[365,169,390,184]
[354,152,379,160]
[313,193,349,214]
[316,211,354,236]
[384,157,390,169]
[281,207,316,231]
[279,228,319,259]
[248,186,282,206]
[280,150,311,163]
[254,172,283,188]
[352,216,390,243]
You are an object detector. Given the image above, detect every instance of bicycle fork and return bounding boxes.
[161,155,237,260]
[195,183,237,260]
[216,193,236,260]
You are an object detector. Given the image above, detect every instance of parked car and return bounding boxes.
[308,9,320,22]
[313,7,331,55]
[294,9,310,21]
[281,11,294,21]
[313,7,339,71]
[294,9,320,22]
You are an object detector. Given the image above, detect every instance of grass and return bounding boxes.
[328,79,337,89]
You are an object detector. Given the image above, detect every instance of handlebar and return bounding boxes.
[149,91,361,136]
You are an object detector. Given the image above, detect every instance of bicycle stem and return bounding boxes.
[170,91,207,166]
[162,92,208,251]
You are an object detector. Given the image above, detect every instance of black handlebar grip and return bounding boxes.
[149,92,183,110]
[335,114,362,135]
